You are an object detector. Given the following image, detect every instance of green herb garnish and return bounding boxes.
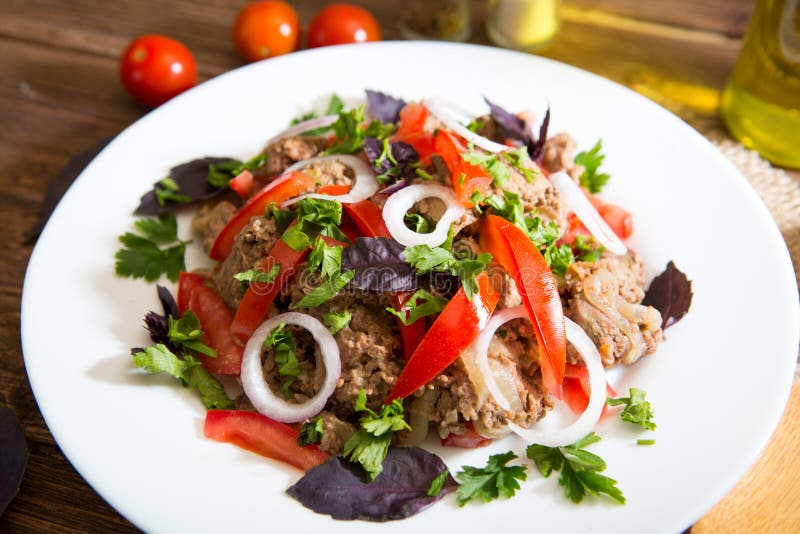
[575,139,610,193]
[115,215,188,283]
[606,388,656,430]
[455,451,528,506]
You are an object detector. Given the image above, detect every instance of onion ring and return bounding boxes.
[423,97,510,153]
[508,317,606,447]
[266,115,338,145]
[548,170,627,255]
[281,155,379,205]
[241,312,341,423]
[382,184,465,247]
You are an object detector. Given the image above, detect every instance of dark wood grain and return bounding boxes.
[0,0,793,532]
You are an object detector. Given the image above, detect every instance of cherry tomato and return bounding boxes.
[307,3,381,48]
[120,34,197,108]
[233,1,300,62]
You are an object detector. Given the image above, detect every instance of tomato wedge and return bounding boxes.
[209,170,316,261]
[480,214,566,398]
[563,363,617,416]
[177,272,244,375]
[230,235,309,342]
[434,130,492,206]
[229,169,254,199]
[393,102,436,163]
[385,272,499,402]
[204,410,328,471]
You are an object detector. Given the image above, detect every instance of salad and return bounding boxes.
[119,90,692,521]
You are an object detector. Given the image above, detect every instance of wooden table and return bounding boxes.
[1,1,798,531]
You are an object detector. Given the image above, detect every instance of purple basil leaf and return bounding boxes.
[484,97,531,145]
[134,157,237,215]
[363,137,390,173]
[286,446,457,522]
[341,237,417,292]
[0,406,27,515]
[157,284,179,319]
[528,106,550,160]
[642,261,693,329]
[143,311,171,347]
[366,89,407,124]
[380,180,410,194]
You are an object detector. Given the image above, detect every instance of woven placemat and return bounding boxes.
[705,131,800,378]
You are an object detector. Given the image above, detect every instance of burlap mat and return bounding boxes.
[704,131,800,378]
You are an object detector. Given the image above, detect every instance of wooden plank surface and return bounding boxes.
[1,0,798,532]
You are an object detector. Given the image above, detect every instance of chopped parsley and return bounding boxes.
[326,105,395,155]
[233,265,281,285]
[606,388,656,430]
[343,389,410,481]
[637,439,656,446]
[501,146,538,183]
[266,202,296,233]
[573,235,604,263]
[263,323,300,397]
[297,237,354,308]
[166,311,217,358]
[115,215,188,283]
[296,270,354,308]
[297,416,325,446]
[464,117,486,133]
[404,213,433,233]
[575,139,610,193]
[281,197,349,252]
[403,245,492,301]
[207,154,266,188]
[455,451,527,506]
[154,177,191,206]
[132,344,233,409]
[385,288,448,326]
[322,310,351,334]
[526,433,625,504]
[461,148,510,188]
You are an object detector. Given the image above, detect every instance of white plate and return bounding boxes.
[21,42,799,533]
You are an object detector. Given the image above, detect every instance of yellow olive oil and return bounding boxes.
[487,0,561,53]
[722,0,800,168]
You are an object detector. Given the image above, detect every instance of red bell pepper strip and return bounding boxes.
[230,235,309,342]
[441,422,492,448]
[385,272,499,402]
[229,169,254,199]
[434,130,492,206]
[177,272,244,375]
[204,410,328,471]
[562,363,617,417]
[392,102,436,163]
[209,170,317,261]
[480,214,566,398]
[392,290,427,362]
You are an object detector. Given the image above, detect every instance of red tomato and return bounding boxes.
[441,423,492,448]
[120,34,197,108]
[307,3,381,48]
[233,1,300,62]
[434,130,492,206]
[204,410,328,471]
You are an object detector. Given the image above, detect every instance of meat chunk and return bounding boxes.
[257,136,327,177]
[317,411,356,455]
[562,251,663,366]
[192,200,237,254]
[540,132,580,178]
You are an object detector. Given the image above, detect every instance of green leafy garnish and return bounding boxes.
[115,215,188,283]
[343,389,410,481]
[132,344,233,409]
[307,237,343,279]
[266,202,297,233]
[464,117,486,133]
[606,388,656,430]
[297,416,325,446]
[403,245,492,301]
[385,289,448,326]
[501,146,538,183]
[575,139,610,193]
[543,243,575,276]
[427,469,451,497]
[207,154,267,188]
[404,213,433,234]
[637,439,656,446]
[167,311,217,358]
[526,433,625,504]
[233,265,281,285]
[264,323,300,397]
[281,197,349,252]
[322,310,351,334]
[326,105,395,155]
[154,177,192,206]
[461,148,510,188]
[455,451,528,506]
[573,235,604,263]
[296,270,355,308]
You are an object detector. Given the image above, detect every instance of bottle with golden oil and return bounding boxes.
[486,0,561,53]
[721,0,800,169]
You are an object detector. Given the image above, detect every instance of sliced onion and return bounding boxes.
[241,312,341,423]
[508,317,606,447]
[266,115,338,145]
[548,170,627,256]
[423,97,510,153]
[281,155,379,205]
[382,184,465,247]
[467,305,528,412]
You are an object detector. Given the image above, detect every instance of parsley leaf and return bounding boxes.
[297,416,325,446]
[543,243,575,276]
[263,323,300,397]
[575,139,610,193]
[132,344,233,409]
[291,94,346,136]
[403,245,491,301]
[233,265,281,285]
[296,270,355,308]
[343,389,410,481]
[573,235,604,262]
[167,311,217,357]
[526,432,625,504]
[606,388,656,430]
[461,148,510,188]
[427,468,451,497]
[455,451,528,506]
[404,213,433,233]
[266,202,296,233]
[322,310,351,334]
[325,105,395,155]
[307,237,343,279]
[501,146,538,183]
[115,215,188,283]
[385,289,448,326]
[281,198,349,252]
